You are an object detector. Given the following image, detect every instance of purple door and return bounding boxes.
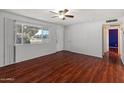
[109,29,118,53]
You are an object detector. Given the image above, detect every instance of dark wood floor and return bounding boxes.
[0,50,124,83]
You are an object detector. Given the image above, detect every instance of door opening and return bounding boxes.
[109,29,118,54]
[102,23,121,57]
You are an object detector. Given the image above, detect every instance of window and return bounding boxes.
[15,23,49,45]
[42,29,49,39]
[23,25,42,44]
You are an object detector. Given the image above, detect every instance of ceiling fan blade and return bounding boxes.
[49,11,58,14]
[65,15,74,18]
[51,16,58,18]
[64,9,69,13]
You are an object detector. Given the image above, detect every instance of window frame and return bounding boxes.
[15,22,50,45]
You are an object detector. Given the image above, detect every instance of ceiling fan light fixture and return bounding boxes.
[50,9,74,20]
[58,14,65,19]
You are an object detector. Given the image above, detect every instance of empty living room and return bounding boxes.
[0,9,124,83]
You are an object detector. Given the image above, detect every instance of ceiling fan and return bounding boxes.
[50,9,74,20]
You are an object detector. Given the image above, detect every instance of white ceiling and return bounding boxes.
[6,9,124,25]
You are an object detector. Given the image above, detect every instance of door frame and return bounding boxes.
[4,17,15,66]
[102,23,121,56]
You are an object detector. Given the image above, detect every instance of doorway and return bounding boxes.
[109,29,118,53]
[102,24,121,57]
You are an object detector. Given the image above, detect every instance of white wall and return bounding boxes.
[64,20,104,58]
[56,25,64,51]
[64,18,124,59]
[122,33,124,64]
[0,11,64,65]
[121,17,124,64]
[0,12,4,66]
[120,27,123,64]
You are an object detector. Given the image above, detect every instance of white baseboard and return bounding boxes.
[64,49,103,59]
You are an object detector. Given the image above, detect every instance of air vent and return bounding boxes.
[106,19,118,23]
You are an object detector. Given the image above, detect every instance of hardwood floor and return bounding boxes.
[0,50,124,83]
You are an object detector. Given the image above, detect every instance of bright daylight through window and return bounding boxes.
[15,23,49,44]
